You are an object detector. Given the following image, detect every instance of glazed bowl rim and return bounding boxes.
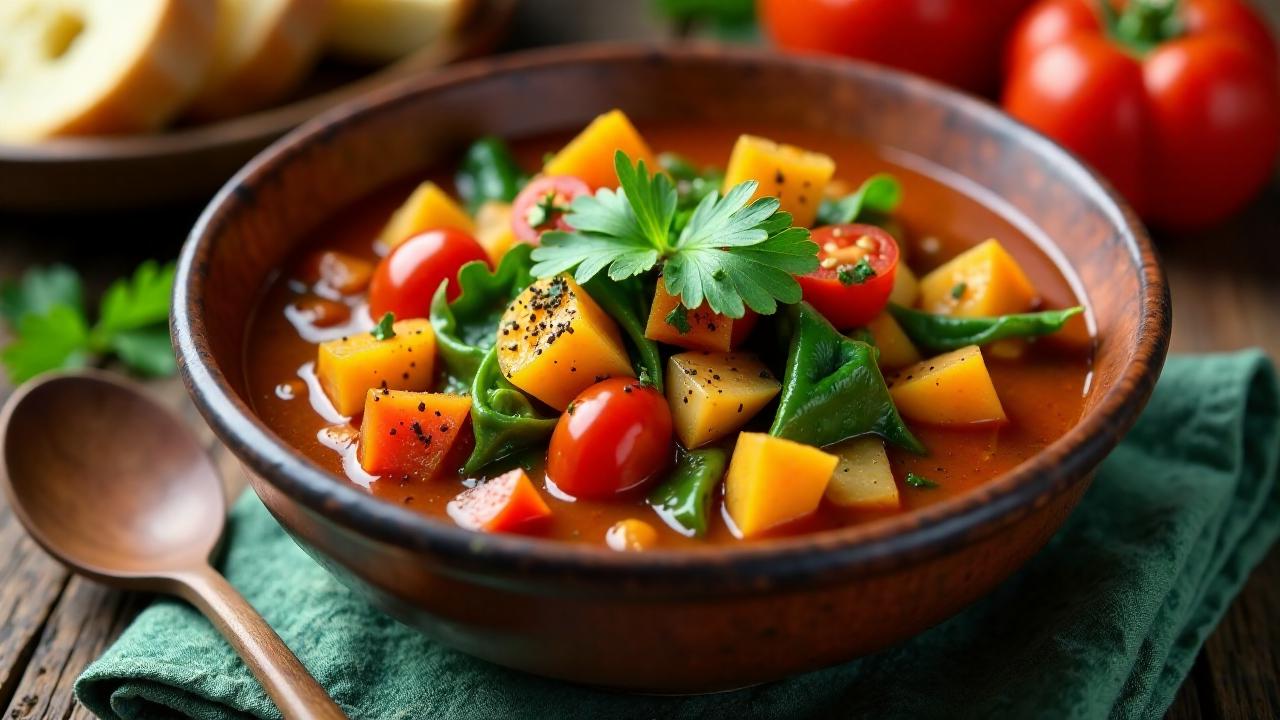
[173,43,1170,587]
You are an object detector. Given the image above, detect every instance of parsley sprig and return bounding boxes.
[1,261,176,383]
[530,151,818,319]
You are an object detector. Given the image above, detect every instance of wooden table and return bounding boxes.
[0,8,1277,714]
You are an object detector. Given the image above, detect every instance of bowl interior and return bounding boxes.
[178,45,1168,578]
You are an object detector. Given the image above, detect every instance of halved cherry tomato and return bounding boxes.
[511,175,591,244]
[368,228,488,320]
[797,224,899,329]
[547,378,674,500]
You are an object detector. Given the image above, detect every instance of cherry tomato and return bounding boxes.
[368,229,488,320]
[759,0,1034,95]
[796,224,899,329]
[1003,0,1280,227]
[546,378,674,500]
[511,175,591,244]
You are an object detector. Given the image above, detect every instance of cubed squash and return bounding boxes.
[446,468,551,534]
[890,263,919,307]
[724,432,838,538]
[543,109,656,189]
[722,134,835,227]
[474,200,517,265]
[825,437,900,511]
[665,352,781,448]
[358,390,471,479]
[918,239,1038,317]
[377,181,475,250]
[644,277,752,352]
[316,319,436,416]
[497,275,634,410]
[888,345,1007,426]
[865,312,921,369]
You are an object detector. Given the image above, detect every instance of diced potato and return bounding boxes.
[865,312,921,369]
[825,437,900,510]
[644,277,748,352]
[724,432,838,538]
[497,275,634,410]
[605,518,659,551]
[474,200,517,265]
[377,181,475,250]
[888,345,1007,426]
[665,352,781,448]
[722,134,835,227]
[543,109,656,189]
[918,239,1038,317]
[446,468,552,534]
[358,390,471,478]
[890,263,919,307]
[317,319,435,416]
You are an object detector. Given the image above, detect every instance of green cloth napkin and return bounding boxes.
[77,352,1280,720]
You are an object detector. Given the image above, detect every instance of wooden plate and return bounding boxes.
[0,0,515,214]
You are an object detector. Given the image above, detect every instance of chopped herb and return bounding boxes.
[665,305,692,334]
[905,472,939,489]
[530,151,818,319]
[525,190,566,229]
[951,282,967,300]
[372,312,397,340]
[837,257,877,286]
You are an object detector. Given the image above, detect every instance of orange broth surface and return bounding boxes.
[243,124,1094,548]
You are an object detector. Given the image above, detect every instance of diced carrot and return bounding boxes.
[446,469,552,533]
[644,277,750,352]
[358,390,471,479]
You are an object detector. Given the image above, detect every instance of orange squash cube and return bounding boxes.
[918,239,1038,317]
[543,109,656,189]
[446,468,551,534]
[722,134,835,227]
[865,312,921,369]
[724,432,838,538]
[473,200,518,265]
[316,319,435,416]
[377,181,475,250]
[358,390,472,479]
[497,275,634,410]
[645,277,752,352]
[888,345,1007,426]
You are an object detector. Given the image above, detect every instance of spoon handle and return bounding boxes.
[174,565,348,720]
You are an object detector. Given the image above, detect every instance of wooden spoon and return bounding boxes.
[0,370,347,720]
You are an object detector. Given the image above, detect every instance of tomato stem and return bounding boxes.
[1101,0,1184,55]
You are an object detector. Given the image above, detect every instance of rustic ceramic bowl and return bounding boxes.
[173,44,1170,693]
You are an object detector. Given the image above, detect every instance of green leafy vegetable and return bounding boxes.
[887,304,1085,353]
[530,151,817,319]
[816,173,902,226]
[371,312,396,341]
[647,447,728,538]
[665,305,691,334]
[1,261,176,383]
[582,274,663,391]
[769,302,924,454]
[464,347,558,475]
[455,137,527,213]
[430,245,536,384]
[905,472,939,489]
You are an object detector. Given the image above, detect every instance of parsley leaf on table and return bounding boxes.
[0,260,176,383]
[530,151,818,319]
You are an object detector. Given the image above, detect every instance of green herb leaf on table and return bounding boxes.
[90,261,173,345]
[371,312,397,341]
[888,304,1084,353]
[816,173,903,226]
[905,472,939,489]
[531,151,818,319]
[1,305,91,383]
[0,264,84,323]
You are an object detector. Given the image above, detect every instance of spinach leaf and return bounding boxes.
[648,447,728,538]
[888,304,1084,353]
[430,244,535,385]
[769,302,924,454]
[463,347,557,475]
[455,137,527,213]
[582,274,664,391]
[815,174,902,226]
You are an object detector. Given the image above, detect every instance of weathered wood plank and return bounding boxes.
[0,508,68,714]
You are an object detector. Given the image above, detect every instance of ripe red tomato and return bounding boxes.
[546,378,674,500]
[797,224,899,329]
[759,0,1035,95]
[368,229,488,320]
[511,175,592,244]
[1003,0,1280,227]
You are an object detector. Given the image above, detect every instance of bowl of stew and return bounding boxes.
[174,44,1170,692]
